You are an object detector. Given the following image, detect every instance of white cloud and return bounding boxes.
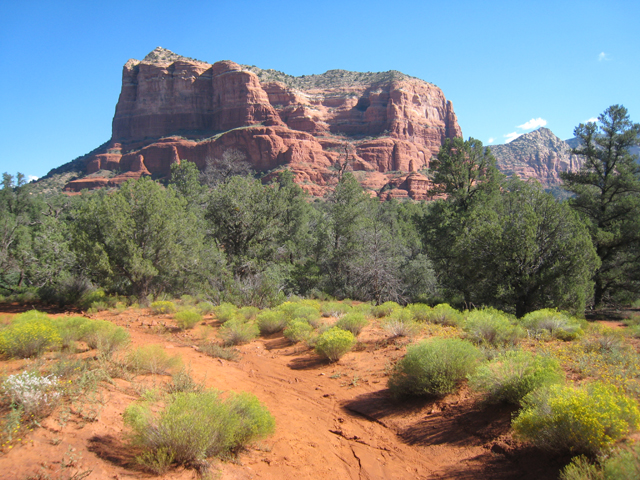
[517,118,547,130]
[488,137,494,144]
[28,175,39,182]
[586,117,598,123]
[504,132,523,143]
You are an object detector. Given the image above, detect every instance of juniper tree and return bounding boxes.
[561,105,640,305]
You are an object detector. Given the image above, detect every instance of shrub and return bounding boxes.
[468,350,564,405]
[128,345,182,375]
[174,309,202,330]
[79,319,130,354]
[197,301,215,315]
[335,312,369,336]
[150,301,177,315]
[1,371,60,416]
[179,294,196,306]
[238,306,260,321]
[124,390,275,472]
[53,316,91,350]
[383,309,421,338]
[289,306,321,326]
[425,303,464,326]
[512,382,640,455]
[77,288,107,310]
[199,343,240,361]
[372,301,401,318]
[463,308,523,346]
[257,310,287,335]
[166,368,204,394]
[315,327,356,362]
[407,303,433,322]
[601,443,640,479]
[213,302,238,323]
[561,444,640,480]
[321,302,351,318]
[0,311,62,358]
[520,309,584,341]
[388,338,481,397]
[283,319,314,344]
[219,320,259,346]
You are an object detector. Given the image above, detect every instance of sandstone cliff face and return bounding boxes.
[64,47,463,197]
[489,128,584,187]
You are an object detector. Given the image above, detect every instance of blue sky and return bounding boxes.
[1,0,638,180]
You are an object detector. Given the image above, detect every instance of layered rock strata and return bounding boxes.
[63,47,462,198]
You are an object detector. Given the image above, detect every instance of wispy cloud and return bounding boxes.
[28,175,39,182]
[488,137,494,144]
[504,132,523,143]
[517,118,547,130]
[598,52,609,61]
[586,117,598,123]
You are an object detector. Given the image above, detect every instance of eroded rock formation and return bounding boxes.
[489,128,584,187]
[62,47,462,197]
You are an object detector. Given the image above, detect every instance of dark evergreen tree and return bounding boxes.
[561,105,640,305]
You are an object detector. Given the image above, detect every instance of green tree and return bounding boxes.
[320,173,371,297]
[72,177,205,298]
[458,179,599,316]
[561,105,640,305]
[418,137,503,304]
[428,137,502,211]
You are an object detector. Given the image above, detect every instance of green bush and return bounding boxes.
[425,303,463,326]
[601,443,640,479]
[468,350,564,405]
[561,443,640,480]
[407,303,433,322]
[127,345,182,375]
[388,338,481,397]
[77,288,107,310]
[199,342,240,362]
[383,309,421,338]
[124,390,275,473]
[197,301,215,315]
[372,301,401,318]
[289,306,321,326]
[179,294,196,306]
[321,301,351,318]
[174,309,202,330]
[219,319,259,346]
[520,309,584,341]
[315,327,356,362]
[463,308,523,346]
[238,306,260,321]
[512,382,640,455]
[213,302,238,323]
[283,319,314,344]
[0,311,62,358]
[335,312,369,336]
[166,368,204,394]
[257,310,287,335]
[52,316,91,350]
[78,319,130,354]
[150,301,177,315]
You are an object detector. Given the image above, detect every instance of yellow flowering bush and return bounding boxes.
[315,327,356,362]
[512,382,640,455]
[150,301,177,315]
[0,311,61,358]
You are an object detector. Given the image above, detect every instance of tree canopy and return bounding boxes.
[561,104,640,305]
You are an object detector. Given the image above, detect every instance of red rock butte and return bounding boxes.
[64,47,463,198]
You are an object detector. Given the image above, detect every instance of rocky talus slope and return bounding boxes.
[58,47,462,198]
